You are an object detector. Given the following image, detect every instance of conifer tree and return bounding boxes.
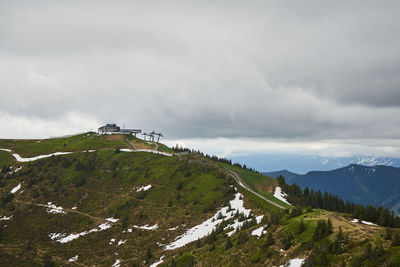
[299,218,306,234]
[327,218,333,235]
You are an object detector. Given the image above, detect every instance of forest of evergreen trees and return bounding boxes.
[277,175,400,228]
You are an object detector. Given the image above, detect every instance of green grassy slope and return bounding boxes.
[0,132,130,157]
[0,150,243,266]
[1,136,400,266]
[0,150,15,166]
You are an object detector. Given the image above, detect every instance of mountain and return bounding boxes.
[231,153,400,174]
[265,164,400,216]
[1,133,400,266]
[263,170,300,182]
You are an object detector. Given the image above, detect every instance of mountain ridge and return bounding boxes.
[265,164,400,216]
[232,154,400,174]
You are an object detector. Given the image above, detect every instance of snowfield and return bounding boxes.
[134,224,158,230]
[0,146,172,165]
[49,222,113,243]
[120,148,172,157]
[112,259,121,267]
[105,217,119,223]
[136,185,152,192]
[164,193,262,250]
[351,219,377,226]
[39,202,67,214]
[117,239,127,246]
[68,255,78,262]
[277,258,305,267]
[251,225,267,238]
[273,187,292,205]
[149,256,165,267]
[11,151,72,162]
[0,215,13,221]
[10,184,21,194]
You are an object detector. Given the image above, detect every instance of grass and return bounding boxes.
[0,132,129,157]
[1,135,399,266]
[0,151,237,266]
[0,150,15,167]
[278,211,318,244]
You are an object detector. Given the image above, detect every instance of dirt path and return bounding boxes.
[124,137,137,150]
[223,168,286,210]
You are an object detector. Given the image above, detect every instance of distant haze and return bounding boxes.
[1,1,400,158]
[230,153,400,174]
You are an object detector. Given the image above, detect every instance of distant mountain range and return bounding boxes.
[231,154,400,174]
[264,164,400,216]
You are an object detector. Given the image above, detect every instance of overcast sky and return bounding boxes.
[1,1,400,157]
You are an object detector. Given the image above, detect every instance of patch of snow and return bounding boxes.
[98,223,112,230]
[120,148,134,152]
[149,256,165,267]
[278,258,305,267]
[49,222,113,243]
[71,206,77,210]
[256,215,264,224]
[251,225,267,238]
[11,151,72,162]
[273,187,292,205]
[168,226,179,231]
[117,239,127,246]
[351,219,377,226]
[120,148,172,157]
[0,148,12,152]
[0,215,13,221]
[134,224,158,230]
[109,238,116,244]
[10,184,21,194]
[9,166,22,174]
[68,255,79,262]
[224,217,252,237]
[105,217,119,223]
[165,193,252,250]
[136,184,152,192]
[112,259,121,267]
[39,202,66,214]
[127,228,132,232]
[226,230,235,237]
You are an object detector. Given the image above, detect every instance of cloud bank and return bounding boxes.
[1,1,399,156]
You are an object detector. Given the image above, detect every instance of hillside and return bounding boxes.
[1,134,400,266]
[266,164,400,216]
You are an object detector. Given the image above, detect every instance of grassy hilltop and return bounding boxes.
[0,133,400,266]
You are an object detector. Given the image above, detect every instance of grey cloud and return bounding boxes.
[1,1,400,145]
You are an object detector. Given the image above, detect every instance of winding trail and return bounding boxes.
[223,168,286,209]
